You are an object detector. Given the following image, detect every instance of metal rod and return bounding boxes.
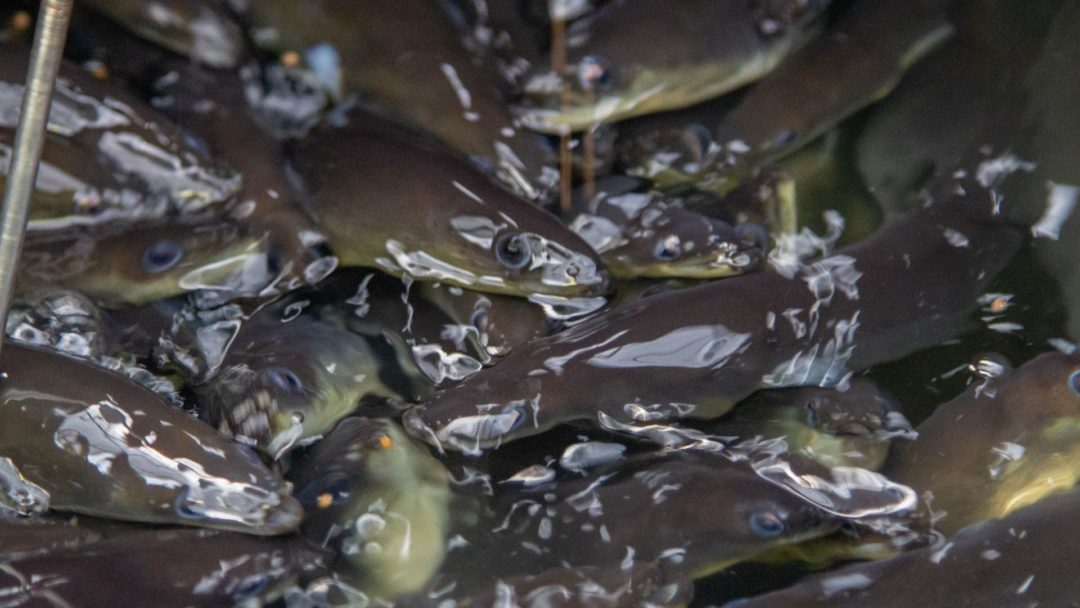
[0,0,74,361]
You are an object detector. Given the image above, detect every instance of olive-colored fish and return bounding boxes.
[722,492,1080,607]
[423,451,839,605]
[0,44,241,230]
[0,342,302,535]
[243,0,552,197]
[18,221,278,306]
[406,169,1022,452]
[619,0,952,191]
[80,0,246,68]
[0,528,324,607]
[197,302,429,460]
[884,351,1080,535]
[713,378,911,470]
[289,417,451,601]
[145,57,327,292]
[568,180,768,278]
[290,112,609,298]
[515,0,831,133]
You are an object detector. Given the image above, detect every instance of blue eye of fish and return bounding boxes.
[265,367,304,394]
[234,575,270,600]
[681,123,714,161]
[1069,370,1080,396]
[297,473,351,508]
[749,510,786,538]
[577,55,613,91]
[141,240,183,273]
[734,223,769,251]
[494,232,533,271]
[653,236,682,261]
[469,307,490,333]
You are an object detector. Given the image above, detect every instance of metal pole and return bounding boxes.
[0,0,74,361]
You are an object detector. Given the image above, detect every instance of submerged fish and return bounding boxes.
[620,0,952,191]
[243,0,551,196]
[884,351,1080,535]
[423,450,839,604]
[0,44,241,230]
[197,302,429,459]
[723,492,1080,607]
[0,342,302,534]
[290,113,609,298]
[406,167,1022,452]
[18,221,279,306]
[515,0,831,132]
[289,417,451,601]
[80,0,246,68]
[714,378,911,470]
[0,528,323,607]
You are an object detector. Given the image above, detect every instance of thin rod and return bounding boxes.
[0,0,74,360]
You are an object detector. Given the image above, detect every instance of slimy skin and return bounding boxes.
[516,0,830,132]
[291,113,609,298]
[722,492,1080,607]
[885,352,1080,535]
[406,170,1022,453]
[0,342,303,535]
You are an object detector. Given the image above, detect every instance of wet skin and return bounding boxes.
[712,378,910,470]
[405,170,1023,453]
[884,351,1080,535]
[427,450,839,603]
[0,44,240,230]
[288,417,451,601]
[416,281,552,361]
[197,302,428,460]
[619,0,952,192]
[0,528,324,608]
[0,342,303,535]
[243,0,551,196]
[80,0,246,68]
[0,514,102,560]
[515,0,831,132]
[722,492,1080,607]
[290,112,609,298]
[146,58,325,293]
[18,220,278,306]
[568,181,768,279]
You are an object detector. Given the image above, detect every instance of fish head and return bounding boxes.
[202,315,380,459]
[25,222,278,305]
[600,200,768,278]
[515,0,831,132]
[407,204,609,298]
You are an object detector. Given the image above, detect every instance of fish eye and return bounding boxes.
[1070,370,1080,396]
[767,128,800,151]
[141,240,183,273]
[296,473,351,508]
[577,55,613,91]
[734,223,769,251]
[493,232,533,271]
[749,510,786,538]
[681,124,714,161]
[234,575,270,600]
[264,366,304,395]
[804,399,820,426]
[469,306,491,333]
[653,235,682,261]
